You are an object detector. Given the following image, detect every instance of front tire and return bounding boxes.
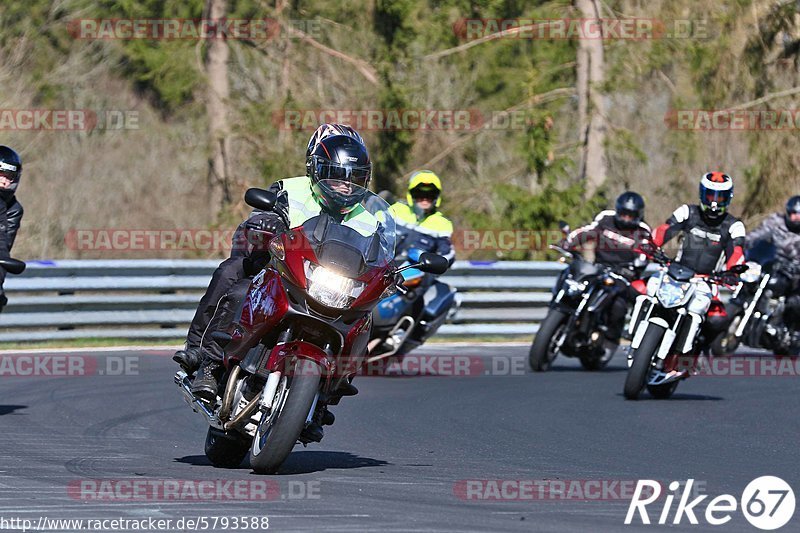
[529,310,568,372]
[205,427,250,468]
[711,315,742,355]
[249,359,321,474]
[624,324,664,400]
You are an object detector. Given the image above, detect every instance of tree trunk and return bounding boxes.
[206,0,232,212]
[575,0,606,197]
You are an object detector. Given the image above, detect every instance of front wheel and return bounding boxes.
[529,310,568,372]
[249,359,321,474]
[624,324,665,400]
[711,314,742,356]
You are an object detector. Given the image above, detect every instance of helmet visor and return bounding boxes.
[313,159,370,188]
[410,184,440,201]
[702,189,732,208]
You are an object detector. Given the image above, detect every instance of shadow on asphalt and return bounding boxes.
[174,455,217,467]
[277,451,391,475]
[174,451,391,475]
[615,393,724,401]
[0,405,26,415]
[547,365,629,373]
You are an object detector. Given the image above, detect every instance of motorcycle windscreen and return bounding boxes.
[570,260,601,280]
[745,239,777,267]
[302,213,392,275]
[668,262,696,282]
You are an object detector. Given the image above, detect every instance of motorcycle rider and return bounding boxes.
[651,172,746,342]
[563,191,652,362]
[173,124,365,375]
[730,195,800,351]
[389,170,455,264]
[372,171,455,354]
[0,146,24,314]
[180,131,375,404]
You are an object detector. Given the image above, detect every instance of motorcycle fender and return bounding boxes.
[265,341,333,380]
[681,312,703,353]
[628,295,650,336]
[656,325,677,360]
[422,281,457,318]
[586,289,608,314]
[631,319,653,349]
[633,317,671,351]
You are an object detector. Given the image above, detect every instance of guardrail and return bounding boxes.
[0,259,561,343]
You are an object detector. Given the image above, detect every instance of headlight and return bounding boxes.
[740,261,761,283]
[656,276,690,308]
[304,261,366,309]
[646,273,663,296]
[564,279,586,295]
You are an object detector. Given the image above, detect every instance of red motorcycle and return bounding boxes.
[176,181,448,474]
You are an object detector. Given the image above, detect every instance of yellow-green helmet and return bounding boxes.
[407,170,443,207]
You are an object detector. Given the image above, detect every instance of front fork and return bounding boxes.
[735,274,770,338]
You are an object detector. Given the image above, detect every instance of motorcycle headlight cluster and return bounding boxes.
[564,278,586,296]
[304,261,366,309]
[740,261,762,283]
[656,276,690,308]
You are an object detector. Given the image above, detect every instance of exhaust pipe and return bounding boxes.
[367,316,415,362]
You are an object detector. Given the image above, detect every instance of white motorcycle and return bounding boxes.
[623,246,746,400]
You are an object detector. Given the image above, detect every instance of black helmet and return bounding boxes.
[786,195,800,233]
[307,134,372,215]
[614,191,645,229]
[305,123,365,159]
[0,146,22,196]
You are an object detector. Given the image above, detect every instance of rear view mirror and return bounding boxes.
[245,188,277,212]
[730,264,749,275]
[0,257,26,275]
[416,252,450,275]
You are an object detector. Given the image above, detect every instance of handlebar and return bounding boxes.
[0,257,26,275]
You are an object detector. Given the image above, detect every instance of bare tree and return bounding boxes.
[575,0,607,196]
[206,0,232,212]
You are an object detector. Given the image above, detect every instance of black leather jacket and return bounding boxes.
[0,193,24,257]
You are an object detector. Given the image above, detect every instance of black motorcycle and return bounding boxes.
[529,244,637,372]
[712,241,800,356]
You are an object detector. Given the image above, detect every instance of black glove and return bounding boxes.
[244,215,287,252]
[246,215,287,235]
[259,217,288,235]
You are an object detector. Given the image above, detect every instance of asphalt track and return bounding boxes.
[0,343,797,532]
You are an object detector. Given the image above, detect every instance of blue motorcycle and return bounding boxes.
[368,247,459,360]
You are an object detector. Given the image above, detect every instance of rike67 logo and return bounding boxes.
[625,477,795,530]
